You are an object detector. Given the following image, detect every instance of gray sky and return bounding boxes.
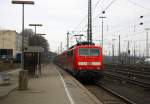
[0,0,150,55]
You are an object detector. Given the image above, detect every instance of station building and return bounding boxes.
[0,30,29,58]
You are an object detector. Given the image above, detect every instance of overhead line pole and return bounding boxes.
[112,39,116,64]
[87,0,92,43]
[67,32,69,49]
[128,41,130,64]
[145,28,150,58]
[118,35,121,63]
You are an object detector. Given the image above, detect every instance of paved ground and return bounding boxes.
[0,64,70,104]
[0,69,20,98]
[0,63,103,104]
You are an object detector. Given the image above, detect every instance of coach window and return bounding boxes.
[67,50,73,56]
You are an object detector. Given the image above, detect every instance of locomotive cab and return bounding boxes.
[74,45,103,79]
[54,41,104,81]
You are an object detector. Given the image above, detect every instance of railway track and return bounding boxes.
[105,67,150,75]
[103,65,150,88]
[104,72,150,88]
[85,83,137,104]
[85,65,149,104]
[86,85,129,104]
[89,65,150,104]
[96,83,136,104]
[85,76,150,104]
[105,64,150,73]
[105,69,150,80]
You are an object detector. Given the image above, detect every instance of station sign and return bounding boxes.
[24,46,44,52]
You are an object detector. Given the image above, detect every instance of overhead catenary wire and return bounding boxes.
[74,0,118,36]
[126,0,150,12]
[72,0,150,47]
[73,0,101,32]
[94,0,118,20]
[103,0,118,13]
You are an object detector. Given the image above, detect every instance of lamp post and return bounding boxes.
[36,33,46,36]
[12,0,34,90]
[29,24,43,35]
[29,24,43,76]
[12,0,34,70]
[36,33,45,76]
[99,16,106,51]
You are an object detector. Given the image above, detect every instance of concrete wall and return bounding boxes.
[0,30,21,57]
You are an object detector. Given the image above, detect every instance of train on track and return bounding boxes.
[54,41,104,81]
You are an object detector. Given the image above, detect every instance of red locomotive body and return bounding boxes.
[54,42,103,80]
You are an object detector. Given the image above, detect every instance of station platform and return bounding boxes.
[0,63,103,104]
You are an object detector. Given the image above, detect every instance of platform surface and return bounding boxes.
[0,63,103,104]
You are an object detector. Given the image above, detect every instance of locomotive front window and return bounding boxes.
[90,48,100,56]
[78,48,89,56]
[78,48,100,56]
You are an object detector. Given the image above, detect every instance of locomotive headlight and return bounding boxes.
[78,62,87,65]
[97,67,101,70]
[92,62,101,65]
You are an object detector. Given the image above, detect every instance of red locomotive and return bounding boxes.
[54,42,103,80]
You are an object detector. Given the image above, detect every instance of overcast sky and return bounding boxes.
[0,0,150,55]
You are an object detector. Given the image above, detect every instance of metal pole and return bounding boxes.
[112,39,115,64]
[67,32,69,49]
[128,41,130,64]
[60,42,62,52]
[112,43,114,63]
[87,0,92,43]
[35,26,36,35]
[22,4,24,70]
[118,35,120,63]
[146,30,149,57]
[134,41,136,64]
[102,18,103,48]
[139,42,141,57]
[12,0,34,90]
[145,28,150,58]
[3,33,4,49]
[99,17,106,51]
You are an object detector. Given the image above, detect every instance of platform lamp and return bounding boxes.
[12,0,34,70]
[12,0,34,90]
[36,33,46,36]
[29,24,43,35]
[35,33,46,76]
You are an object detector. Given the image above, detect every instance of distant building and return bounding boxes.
[0,29,34,59]
[0,30,26,58]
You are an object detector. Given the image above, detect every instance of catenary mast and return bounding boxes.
[87,0,92,43]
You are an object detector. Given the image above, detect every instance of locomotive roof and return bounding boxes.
[69,41,95,49]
